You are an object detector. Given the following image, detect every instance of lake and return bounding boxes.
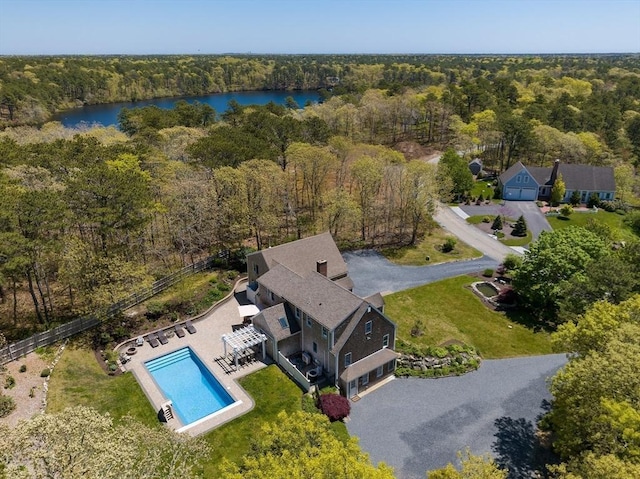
[53,90,319,128]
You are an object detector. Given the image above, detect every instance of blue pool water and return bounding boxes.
[145,347,234,425]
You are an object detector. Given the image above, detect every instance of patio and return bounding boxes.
[118,281,270,436]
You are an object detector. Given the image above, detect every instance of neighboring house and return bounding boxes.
[247,232,398,398]
[498,160,615,203]
[468,158,483,176]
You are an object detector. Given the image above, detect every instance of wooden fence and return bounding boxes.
[0,256,216,365]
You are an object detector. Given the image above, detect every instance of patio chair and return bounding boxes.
[135,336,144,347]
[157,330,169,345]
[145,333,159,348]
[184,320,197,334]
[174,324,185,338]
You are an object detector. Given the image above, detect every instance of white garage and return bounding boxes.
[505,187,537,201]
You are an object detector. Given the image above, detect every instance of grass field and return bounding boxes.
[384,275,552,358]
[547,210,636,241]
[46,344,159,426]
[46,347,346,477]
[382,227,482,266]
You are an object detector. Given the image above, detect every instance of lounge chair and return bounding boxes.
[135,336,144,347]
[184,320,197,334]
[145,333,159,348]
[174,325,186,338]
[157,330,169,345]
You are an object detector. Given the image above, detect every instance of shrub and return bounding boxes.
[442,237,457,253]
[301,394,320,414]
[491,215,503,230]
[0,395,16,418]
[319,393,351,422]
[497,287,517,304]
[587,192,601,208]
[40,368,51,378]
[145,301,166,320]
[4,375,15,389]
[600,200,616,212]
[493,188,502,199]
[502,253,522,272]
[411,319,425,337]
[19,364,27,373]
[478,193,484,202]
[482,216,492,223]
[560,204,573,217]
[569,190,581,206]
[483,268,494,277]
[29,386,36,398]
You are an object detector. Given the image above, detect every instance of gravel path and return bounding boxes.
[347,354,567,479]
[343,250,498,298]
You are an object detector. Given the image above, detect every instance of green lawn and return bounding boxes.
[466,215,533,247]
[382,227,482,266]
[46,347,345,477]
[547,210,637,241]
[471,180,496,200]
[384,275,552,358]
[46,345,159,427]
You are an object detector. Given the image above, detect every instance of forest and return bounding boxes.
[1,54,640,336]
[0,53,640,479]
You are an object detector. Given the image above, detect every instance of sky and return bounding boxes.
[0,0,639,55]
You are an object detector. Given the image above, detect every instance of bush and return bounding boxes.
[19,364,27,373]
[483,268,494,277]
[482,216,492,223]
[587,192,601,209]
[4,375,15,389]
[442,237,457,253]
[411,319,425,337]
[560,204,573,217]
[569,190,581,206]
[493,188,502,199]
[497,287,517,304]
[301,394,320,414]
[502,253,522,272]
[40,368,51,378]
[319,393,351,421]
[0,395,16,418]
[145,300,166,320]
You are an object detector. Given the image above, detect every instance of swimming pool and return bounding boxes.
[145,347,235,426]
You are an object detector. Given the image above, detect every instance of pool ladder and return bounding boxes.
[162,401,174,421]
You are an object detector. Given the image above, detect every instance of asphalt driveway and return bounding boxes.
[459,202,552,240]
[343,250,498,298]
[347,354,567,479]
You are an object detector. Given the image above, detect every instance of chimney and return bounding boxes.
[316,260,328,277]
[550,159,560,187]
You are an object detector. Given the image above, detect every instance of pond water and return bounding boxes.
[475,282,499,298]
[53,90,319,128]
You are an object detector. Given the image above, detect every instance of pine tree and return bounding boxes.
[512,215,528,237]
[491,215,503,230]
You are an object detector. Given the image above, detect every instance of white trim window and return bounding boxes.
[361,373,369,386]
[322,327,328,339]
[306,314,312,328]
[344,352,352,367]
[376,365,384,378]
[382,334,389,348]
[365,320,372,335]
[516,176,522,183]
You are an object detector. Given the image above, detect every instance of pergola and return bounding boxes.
[221,325,267,371]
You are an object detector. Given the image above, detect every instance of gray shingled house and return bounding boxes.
[246,232,398,398]
[498,160,615,202]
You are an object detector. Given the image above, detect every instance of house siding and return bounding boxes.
[337,309,396,392]
[501,169,539,201]
[301,315,332,371]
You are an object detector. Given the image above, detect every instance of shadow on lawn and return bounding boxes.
[504,308,555,333]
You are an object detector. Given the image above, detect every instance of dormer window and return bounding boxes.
[516,176,522,183]
[278,316,288,329]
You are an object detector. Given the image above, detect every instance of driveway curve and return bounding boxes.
[347,354,567,479]
[459,202,552,240]
[343,250,498,298]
